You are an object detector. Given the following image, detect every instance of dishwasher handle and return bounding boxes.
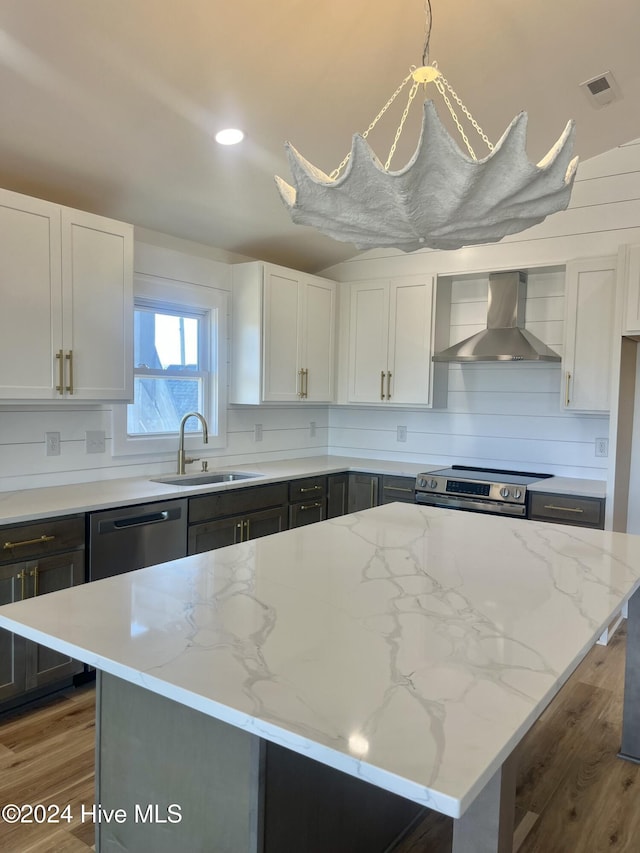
[98,507,182,534]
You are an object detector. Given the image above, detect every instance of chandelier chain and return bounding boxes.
[385,80,421,170]
[329,72,414,180]
[438,74,494,153]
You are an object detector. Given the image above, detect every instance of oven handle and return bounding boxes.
[415,492,527,517]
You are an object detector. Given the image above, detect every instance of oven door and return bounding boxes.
[415,491,527,517]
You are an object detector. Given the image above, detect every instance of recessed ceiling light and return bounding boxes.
[215,128,244,145]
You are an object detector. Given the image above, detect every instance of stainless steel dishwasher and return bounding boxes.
[88,499,188,581]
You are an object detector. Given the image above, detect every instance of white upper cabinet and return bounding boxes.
[563,256,617,412]
[0,188,133,402]
[347,275,448,406]
[622,244,640,336]
[347,276,446,406]
[230,262,336,404]
[60,208,133,401]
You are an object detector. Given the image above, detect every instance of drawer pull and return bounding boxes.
[3,534,56,550]
[299,485,322,493]
[385,486,413,493]
[543,504,584,514]
[299,502,323,511]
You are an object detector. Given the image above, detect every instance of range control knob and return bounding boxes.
[499,487,510,499]
[417,478,427,489]
[429,479,438,489]
[513,488,522,500]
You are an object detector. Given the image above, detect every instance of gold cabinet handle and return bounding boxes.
[303,368,309,399]
[565,371,571,406]
[387,371,392,400]
[244,519,250,539]
[299,502,323,511]
[385,486,413,493]
[380,371,385,400]
[56,349,65,394]
[297,369,304,398]
[543,504,584,514]
[3,534,55,550]
[16,569,26,600]
[371,479,376,505]
[300,485,322,493]
[236,521,244,543]
[29,566,39,596]
[66,350,74,394]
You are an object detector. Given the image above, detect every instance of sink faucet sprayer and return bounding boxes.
[177,412,209,475]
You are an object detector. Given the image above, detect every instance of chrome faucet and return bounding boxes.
[177,412,209,475]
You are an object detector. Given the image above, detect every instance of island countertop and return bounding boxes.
[0,503,635,819]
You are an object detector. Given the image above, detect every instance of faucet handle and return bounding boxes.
[184,457,200,467]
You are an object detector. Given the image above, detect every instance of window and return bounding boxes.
[112,274,227,456]
[129,302,208,436]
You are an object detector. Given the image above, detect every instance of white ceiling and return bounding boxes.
[0,0,638,272]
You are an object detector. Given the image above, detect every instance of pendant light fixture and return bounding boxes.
[275,2,579,253]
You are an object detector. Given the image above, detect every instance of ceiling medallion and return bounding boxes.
[275,5,578,253]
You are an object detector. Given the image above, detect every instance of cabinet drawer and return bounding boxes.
[381,475,415,504]
[289,476,327,503]
[0,515,85,564]
[189,483,289,524]
[528,493,605,528]
[289,500,326,528]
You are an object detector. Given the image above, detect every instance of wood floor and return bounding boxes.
[0,625,638,853]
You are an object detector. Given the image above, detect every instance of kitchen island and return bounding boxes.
[1,503,639,852]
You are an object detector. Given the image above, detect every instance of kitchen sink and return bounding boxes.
[150,471,263,486]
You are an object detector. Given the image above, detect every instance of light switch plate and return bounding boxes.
[45,431,60,456]
[397,425,407,443]
[86,430,106,454]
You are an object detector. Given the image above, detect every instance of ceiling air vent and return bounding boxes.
[580,71,621,108]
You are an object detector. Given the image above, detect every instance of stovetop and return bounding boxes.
[420,465,553,487]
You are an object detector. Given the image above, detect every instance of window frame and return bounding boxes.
[112,273,228,457]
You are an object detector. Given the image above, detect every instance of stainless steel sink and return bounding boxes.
[151,471,262,486]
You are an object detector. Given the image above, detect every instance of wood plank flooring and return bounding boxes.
[0,625,637,853]
[0,685,95,853]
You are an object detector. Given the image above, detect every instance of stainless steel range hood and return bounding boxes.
[433,271,561,362]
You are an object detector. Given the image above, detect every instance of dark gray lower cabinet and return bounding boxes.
[188,506,288,553]
[0,516,85,705]
[380,475,416,504]
[289,476,327,529]
[188,483,289,554]
[528,492,605,528]
[347,473,380,513]
[327,473,349,518]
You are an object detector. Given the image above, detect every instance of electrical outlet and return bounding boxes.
[254,423,263,442]
[45,431,60,456]
[595,437,608,458]
[310,421,317,438]
[86,430,106,454]
[397,425,407,443]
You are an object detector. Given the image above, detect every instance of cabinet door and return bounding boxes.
[0,562,28,702]
[262,267,303,401]
[188,516,244,554]
[387,277,435,405]
[61,208,133,401]
[327,473,348,518]
[348,282,389,403]
[0,190,62,400]
[563,257,616,412]
[245,506,288,541]
[348,474,380,512]
[301,277,336,402]
[26,551,85,689]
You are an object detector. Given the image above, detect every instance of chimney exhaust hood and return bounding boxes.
[432,271,561,363]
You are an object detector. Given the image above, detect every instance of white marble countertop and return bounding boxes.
[0,455,605,526]
[527,476,607,499]
[0,503,635,818]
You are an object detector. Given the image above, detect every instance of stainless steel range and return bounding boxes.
[415,465,553,517]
